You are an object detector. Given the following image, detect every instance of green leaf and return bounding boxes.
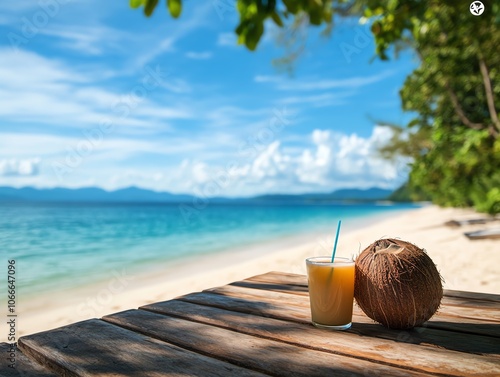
[323,10,332,23]
[282,0,299,14]
[309,9,323,25]
[167,0,182,18]
[371,21,381,35]
[144,0,158,17]
[387,0,399,12]
[130,0,145,9]
[245,21,264,51]
[235,20,246,36]
[270,11,283,27]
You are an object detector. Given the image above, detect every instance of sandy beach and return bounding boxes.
[7,204,500,342]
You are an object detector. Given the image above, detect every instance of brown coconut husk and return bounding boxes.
[355,238,443,329]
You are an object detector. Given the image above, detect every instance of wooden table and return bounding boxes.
[2,271,500,376]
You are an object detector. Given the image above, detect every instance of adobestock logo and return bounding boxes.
[8,0,75,51]
[76,269,135,318]
[213,0,236,21]
[339,23,371,63]
[470,1,485,16]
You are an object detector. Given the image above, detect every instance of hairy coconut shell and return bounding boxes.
[355,238,443,329]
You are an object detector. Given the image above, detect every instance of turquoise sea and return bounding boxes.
[0,202,420,300]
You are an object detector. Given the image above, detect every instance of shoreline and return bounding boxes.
[4,204,499,341]
[9,203,414,303]
[6,202,419,302]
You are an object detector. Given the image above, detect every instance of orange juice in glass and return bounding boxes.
[306,256,355,330]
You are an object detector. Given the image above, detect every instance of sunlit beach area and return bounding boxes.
[0,1,499,375]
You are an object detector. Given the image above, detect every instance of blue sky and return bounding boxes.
[0,1,417,196]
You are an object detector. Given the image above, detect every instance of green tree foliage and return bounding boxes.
[369,1,500,213]
[131,0,500,214]
[376,1,500,214]
[388,182,431,202]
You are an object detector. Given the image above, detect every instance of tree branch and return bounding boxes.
[478,58,500,133]
[488,125,499,138]
[445,82,485,131]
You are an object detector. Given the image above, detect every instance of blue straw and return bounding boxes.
[331,220,342,263]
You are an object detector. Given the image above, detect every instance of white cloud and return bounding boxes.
[138,125,408,197]
[185,51,213,60]
[254,70,394,91]
[134,37,176,69]
[0,48,87,86]
[0,130,213,189]
[294,125,405,187]
[161,78,192,94]
[105,159,214,195]
[38,25,130,56]
[0,126,408,195]
[132,2,213,68]
[0,134,71,157]
[217,125,407,196]
[217,32,237,47]
[132,104,192,120]
[205,105,270,128]
[179,159,211,185]
[280,92,353,108]
[254,75,280,83]
[250,141,291,180]
[0,158,41,176]
[0,48,192,131]
[0,132,207,161]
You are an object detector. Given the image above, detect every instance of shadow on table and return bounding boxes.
[17,319,261,377]
[158,291,500,357]
[230,281,309,295]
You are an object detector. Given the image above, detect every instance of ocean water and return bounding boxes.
[0,202,420,300]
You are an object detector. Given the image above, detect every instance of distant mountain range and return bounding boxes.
[253,188,393,203]
[0,186,394,203]
[0,186,194,203]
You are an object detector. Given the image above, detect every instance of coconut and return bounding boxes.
[354,238,443,329]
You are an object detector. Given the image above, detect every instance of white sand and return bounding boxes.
[5,205,500,342]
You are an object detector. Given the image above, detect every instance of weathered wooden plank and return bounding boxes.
[250,271,500,310]
[241,277,500,313]
[421,316,500,339]
[187,283,500,341]
[444,289,500,303]
[232,280,309,296]
[246,271,309,288]
[140,299,500,376]
[18,319,267,377]
[210,285,500,337]
[436,300,500,322]
[249,272,500,302]
[441,296,500,310]
[205,284,310,308]
[174,292,500,354]
[234,280,500,322]
[0,343,57,377]
[182,291,311,323]
[104,309,430,377]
